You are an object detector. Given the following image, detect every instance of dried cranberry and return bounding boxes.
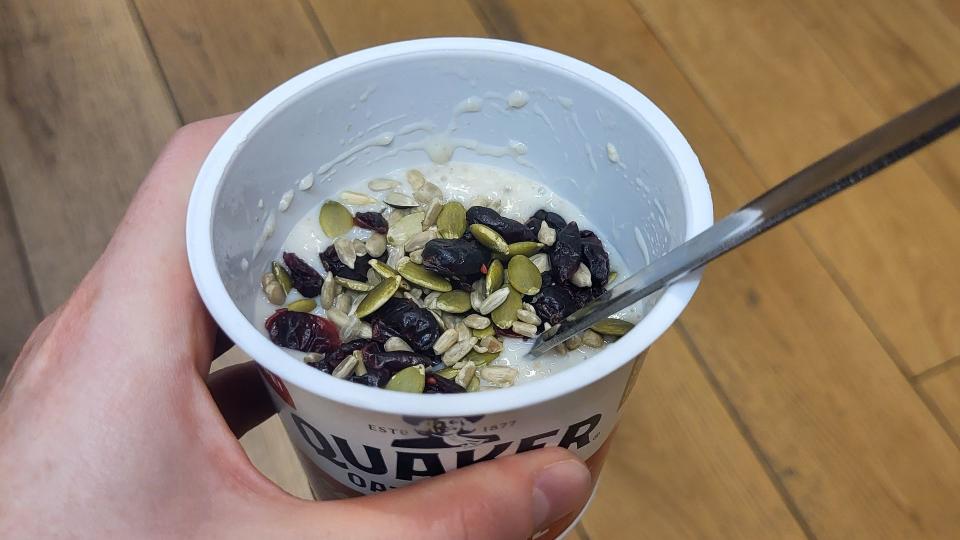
[531,285,580,325]
[424,374,466,393]
[265,309,341,354]
[282,252,325,297]
[349,368,391,388]
[319,245,371,281]
[363,349,434,374]
[580,231,610,286]
[466,206,536,243]
[421,238,489,279]
[550,221,582,283]
[353,212,389,234]
[530,209,567,231]
[368,298,441,354]
[494,326,526,339]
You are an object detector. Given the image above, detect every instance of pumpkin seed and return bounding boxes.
[442,337,478,366]
[331,354,359,379]
[272,261,293,294]
[368,178,400,191]
[414,181,444,204]
[404,229,437,253]
[383,192,419,209]
[571,263,592,287]
[491,288,523,329]
[335,276,375,292]
[485,259,504,292]
[469,224,509,254]
[479,365,518,386]
[397,259,452,292]
[406,169,427,190]
[511,321,538,337]
[591,318,634,337]
[608,271,618,283]
[436,201,467,239]
[530,252,551,273]
[516,308,542,326]
[467,376,481,392]
[507,255,542,295]
[463,314,491,329]
[319,200,353,237]
[432,328,459,354]
[334,237,357,269]
[340,191,378,205]
[386,365,425,393]
[472,325,496,338]
[422,199,443,227]
[537,221,557,246]
[581,329,605,348]
[565,334,583,351]
[365,233,387,258]
[507,241,544,257]
[387,211,425,247]
[355,275,402,318]
[464,349,499,368]
[287,298,317,312]
[262,274,286,305]
[455,361,477,388]
[384,336,413,352]
[478,287,510,315]
[437,367,459,379]
[436,290,471,313]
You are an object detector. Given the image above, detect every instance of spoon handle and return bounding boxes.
[529,84,960,356]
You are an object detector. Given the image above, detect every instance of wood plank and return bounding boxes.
[307,0,486,54]
[632,0,960,375]
[0,170,40,376]
[474,0,960,537]
[917,359,960,445]
[133,0,334,122]
[0,0,180,312]
[582,329,806,539]
[787,0,960,212]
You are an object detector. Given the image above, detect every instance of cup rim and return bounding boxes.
[186,37,713,417]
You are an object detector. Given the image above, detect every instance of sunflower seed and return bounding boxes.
[357,322,373,339]
[507,255,542,295]
[352,350,367,376]
[485,259,504,292]
[433,328,459,354]
[366,267,382,286]
[456,322,471,342]
[421,199,442,228]
[386,246,404,268]
[386,208,407,226]
[441,313,460,330]
[355,275,402,318]
[478,287,510,315]
[479,335,503,353]
[467,376,481,392]
[442,337,478,366]
[463,314,491,329]
[303,352,324,364]
[491,288,523,329]
[334,237,357,269]
[582,329,605,348]
[404,229,437,253]
[261,273,286,305]
[571,263,593,287]
[335,276,375,292]
[385,365,425,393]
[537,221,556,246]
[333,292,352,313]
[406,288,423,299]
[362,233,385,258]
[384,336,414,352]
[287,298,317,312]
[341,191,378,205]
[591,318,635,336]
[368,178,400,191]
[325,308,350,328]
[565,334,583,351]
[387,212,425,246]
[403,291,425,308]
[430,309,447,329]
[455,361,477,388]
[512,321,538,337]
[406,169,427,190]
[383,192,419,209]
[530,253,551,273]
[424,291,441,309]
[516,308,541,326]
[470,287,484,312]
[272,261,293,293]
[436,201,467,239]
[414,181,444,204]
[331,354,359,379]
[436,290,471,313]
[353,238,368,257]
[470,224,509,254]
[479,365,518,386]
[397,259,452,291]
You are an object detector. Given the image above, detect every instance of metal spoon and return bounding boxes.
[529,83,960,357]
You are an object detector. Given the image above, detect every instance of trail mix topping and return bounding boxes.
[260,169,635,393]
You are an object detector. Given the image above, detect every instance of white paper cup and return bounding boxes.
[187,38,711,538]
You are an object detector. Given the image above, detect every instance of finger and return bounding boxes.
[207,362,275,438]
[285,448,592,540]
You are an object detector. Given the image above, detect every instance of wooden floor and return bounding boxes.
[3,1,960,538]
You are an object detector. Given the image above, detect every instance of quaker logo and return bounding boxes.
[391,416,501,449]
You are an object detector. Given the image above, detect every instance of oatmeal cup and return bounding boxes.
[186,38,712,539]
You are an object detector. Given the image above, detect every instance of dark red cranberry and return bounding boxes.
[319,245,371,281]
[550,221,582,283]
[265,309,341,354]
[424,374,466,393]
[282,252,325,297]
[466,206,536,243]
[353,212,389,234]
[368,298,442,354]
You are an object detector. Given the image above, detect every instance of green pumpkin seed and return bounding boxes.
[437,201,467,239]
[491,288,523,329]
[507,241,544,257]
[608,271,618,283]
[591,318,634,337]
[272,261,293,293]
[335,276,375,292]
[355,275,402,318]
[507,255,542,295]
[437,367,459,379]
[469,224,509,254]
[385,365,425,393]
[319,200,353,237]
[485,259,504,292]
[387,211,425,247]
[472,325,496,338]
[467,376,481,392]
[397,259,452,292]
[463,349,499,368]
[436,290,471,313]
[287,298,317,312]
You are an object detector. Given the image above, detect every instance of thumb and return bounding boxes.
[303,447,592,539]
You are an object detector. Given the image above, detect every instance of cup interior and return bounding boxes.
[189,38,712,416]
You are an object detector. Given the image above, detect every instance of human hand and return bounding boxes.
[0,115,592,539]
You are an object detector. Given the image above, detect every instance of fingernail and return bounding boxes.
[531,459,592,529]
